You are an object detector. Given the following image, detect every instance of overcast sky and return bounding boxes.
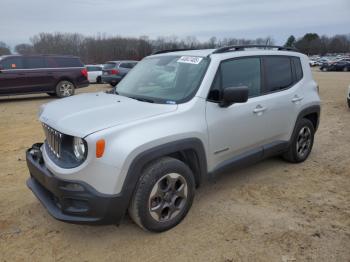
[1,0,349,48]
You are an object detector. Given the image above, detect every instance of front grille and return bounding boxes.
[42,124,62,158]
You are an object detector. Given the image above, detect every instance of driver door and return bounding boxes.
[206,57,268,169]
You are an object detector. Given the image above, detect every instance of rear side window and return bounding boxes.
[220,57,261,98]
[1,57,24,69]
[264,57,293,92]
[24,57,45,69]
[292,57,303,82]
[45,57,83,68]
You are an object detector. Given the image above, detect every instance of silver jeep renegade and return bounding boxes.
[26,45,321,232]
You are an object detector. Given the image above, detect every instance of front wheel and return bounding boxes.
[56,80,75,98]
[128,157,195,232]
[283,118,315,163]
[343,67,349,72]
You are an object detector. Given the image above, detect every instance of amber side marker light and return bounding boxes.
[96,139,105,158]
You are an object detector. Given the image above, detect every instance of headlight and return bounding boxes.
[73,137,86,160]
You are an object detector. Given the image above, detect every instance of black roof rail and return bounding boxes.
[152,48,199,55]
[212,45,297,54]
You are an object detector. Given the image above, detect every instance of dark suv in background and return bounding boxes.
[0,55,89,97]
[101,60,138,86]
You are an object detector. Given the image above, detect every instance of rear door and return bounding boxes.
[0,56,27,95]
[259,56,305,145]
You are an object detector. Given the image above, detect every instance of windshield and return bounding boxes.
[116,55,209,104]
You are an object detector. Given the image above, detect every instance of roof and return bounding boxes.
[151,45,300,58]
[0,54,80,58]
[105,60,138,63]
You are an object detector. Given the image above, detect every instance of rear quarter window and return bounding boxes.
[292,57,303,82]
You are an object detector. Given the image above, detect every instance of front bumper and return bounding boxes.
[26,143,128,225]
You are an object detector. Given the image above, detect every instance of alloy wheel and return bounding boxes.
[296,126,312,158]
[59,82,74,97]
[148,173,188,222]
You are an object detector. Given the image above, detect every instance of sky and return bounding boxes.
[0,0,349,48]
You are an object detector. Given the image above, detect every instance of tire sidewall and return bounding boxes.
[133,158,195,232]
[290,119,315,162]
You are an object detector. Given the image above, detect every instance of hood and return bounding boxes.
[39,92,177,137]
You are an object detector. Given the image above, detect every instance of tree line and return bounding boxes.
[284,33,350,55]
[0,32,349,63]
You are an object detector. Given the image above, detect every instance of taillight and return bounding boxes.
[111,69,119,75]
[81,68,88,78]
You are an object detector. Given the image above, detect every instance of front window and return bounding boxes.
[116,55,209,104]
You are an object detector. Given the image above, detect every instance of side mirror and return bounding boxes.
[219,86,249,108]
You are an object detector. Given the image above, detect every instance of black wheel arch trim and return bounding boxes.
[295,105,321,132]
[119,138,207,216]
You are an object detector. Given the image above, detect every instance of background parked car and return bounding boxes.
[309,59,317,67]
[101,60,138,86]
[0,55,89,97]
[86,64,103,83]
[320,60,350,72]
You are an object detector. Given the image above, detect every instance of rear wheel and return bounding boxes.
[56,80,75,98]
[343,67,349,72]
[110,82,117,87]
[283,118,315,163]
[128,157,195,232]
[96,76,102,83]
[347,98,350,108]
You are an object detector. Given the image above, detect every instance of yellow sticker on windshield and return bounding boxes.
[177,56,203,64]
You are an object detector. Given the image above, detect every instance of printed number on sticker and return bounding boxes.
[177,56,203,64]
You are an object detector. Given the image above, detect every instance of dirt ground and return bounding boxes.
[0,71,349,262]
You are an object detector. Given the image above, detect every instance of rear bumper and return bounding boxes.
[101,75,122,84]
[76,80,89,89]
[26,144,127,225]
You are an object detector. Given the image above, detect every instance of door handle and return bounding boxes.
[253,105,267,114]
[292,95,304,103]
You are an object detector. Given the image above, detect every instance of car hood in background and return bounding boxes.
[39,92,177,137]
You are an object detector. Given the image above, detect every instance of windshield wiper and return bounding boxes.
[128,96,154,103]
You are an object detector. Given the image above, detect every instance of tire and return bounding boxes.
[47,93,56,97]
[321,67,328,72]
[343,67,349,72]
[56,80,75,98]
[110,82,117,87]
[128,157,195,232]
[347,98,350,108]
[283,118,315,163]
[96,76,102,84]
